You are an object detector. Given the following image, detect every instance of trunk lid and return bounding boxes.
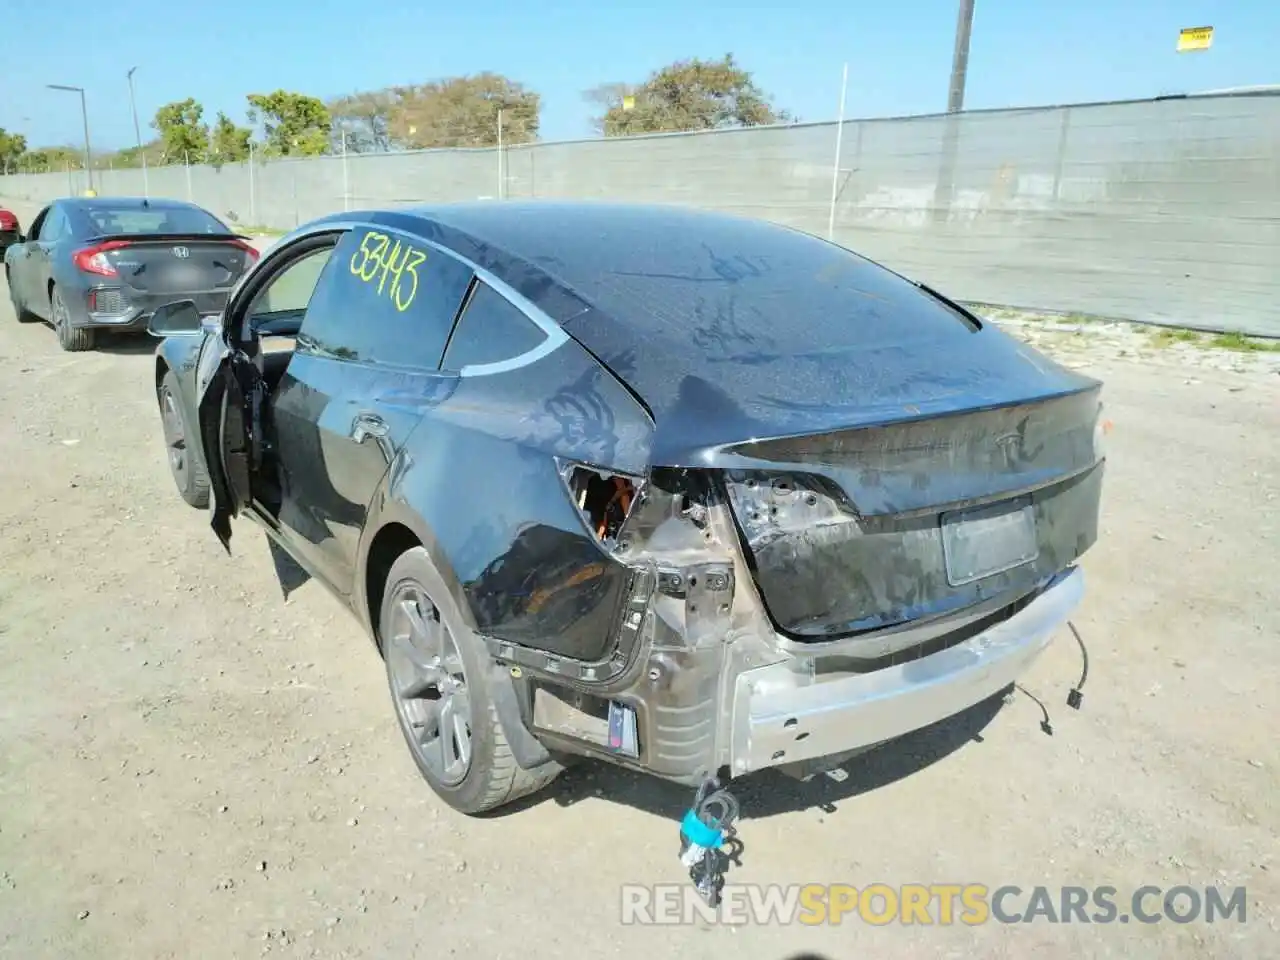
[715,385,1105,639]
[437,203,1108,638]
[86,234,255,295]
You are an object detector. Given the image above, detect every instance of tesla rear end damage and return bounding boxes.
[458,204,1106,795]
[522,404,1101,787]
[445,204,1105,798]
[171,202,1105,904]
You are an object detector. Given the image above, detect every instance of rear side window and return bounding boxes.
[38,208,70,242]
[441,282,547,371]
[298,227,473,367]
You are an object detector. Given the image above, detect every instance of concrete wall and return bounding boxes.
[5,91,1278,336]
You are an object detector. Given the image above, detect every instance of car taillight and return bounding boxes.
[0,212,17,231]
[229,238,260,265]
[73,240,131,277]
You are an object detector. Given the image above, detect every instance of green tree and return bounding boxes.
[153,98,211,163]
[0,128,28,172]
[587,55,793,136]
[109,141,165,169]
[387,73,539,149]
[19,146,82,171]
[327,89,399,152]
[210,112,252,166]
[246,91,331,156]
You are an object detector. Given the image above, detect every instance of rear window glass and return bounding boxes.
[445,204,980,357]
[83,205,229,236]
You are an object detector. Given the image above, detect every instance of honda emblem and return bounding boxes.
[172,246,190,258]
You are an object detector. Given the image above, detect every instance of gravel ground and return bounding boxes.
[1,198,1277,959]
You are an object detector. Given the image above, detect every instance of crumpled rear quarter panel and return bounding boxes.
[389,334,653,663]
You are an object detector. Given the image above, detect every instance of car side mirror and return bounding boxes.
[147,300,205,337]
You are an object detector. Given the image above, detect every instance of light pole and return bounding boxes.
[126,66,150,197]
[47,83,94,193]
[946,0,977,113]
[934,0,976,223]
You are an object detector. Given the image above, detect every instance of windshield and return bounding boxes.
[83,204,230,237]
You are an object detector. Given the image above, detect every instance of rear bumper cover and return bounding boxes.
[78,309,151,332]
[515,561,1085,786]
[71,286,231,330]
[728,567,1083,774]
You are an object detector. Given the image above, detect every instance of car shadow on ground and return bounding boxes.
[517,686,1014,825]
[96,333,159,356]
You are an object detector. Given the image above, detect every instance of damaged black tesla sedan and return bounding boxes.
[149,201,1105,814]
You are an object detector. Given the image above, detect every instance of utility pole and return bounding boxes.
[496,107,504,200]
[827,63,849,241]
[48,83,94,193]
[127,66,150,197]
[946,0,977,113]
[935,0,976,222]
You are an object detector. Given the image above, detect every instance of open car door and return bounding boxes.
[195,332,269,552]
[191,228,345,554]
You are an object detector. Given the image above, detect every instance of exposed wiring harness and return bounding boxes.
[596,477,634,539]
[679,777,741,907]
[1067,620,1088,709]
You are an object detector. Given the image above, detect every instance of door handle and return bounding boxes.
[350,413,389,444]
[351,412,394,463]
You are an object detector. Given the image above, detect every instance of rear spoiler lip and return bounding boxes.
[649,380,1103,469]
[84,232,254,245]
[655,381,1105,518]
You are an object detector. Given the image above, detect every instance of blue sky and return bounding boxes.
[2,0,1276,151]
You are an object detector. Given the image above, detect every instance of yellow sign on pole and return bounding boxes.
[1177,25,1213,52]
[621,95,635,111]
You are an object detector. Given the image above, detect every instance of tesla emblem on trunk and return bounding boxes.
[994,432,1023,466]
[172,246,190,258]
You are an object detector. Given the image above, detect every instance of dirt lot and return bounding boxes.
[1,200,1278,959]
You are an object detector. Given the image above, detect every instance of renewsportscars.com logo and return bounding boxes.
[620,884,1249,926]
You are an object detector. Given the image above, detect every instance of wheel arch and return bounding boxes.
[363,521,425,650]
[363,506,558,777]
[357,495,474,654]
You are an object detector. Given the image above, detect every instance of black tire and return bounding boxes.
[157,370,210,508]
[380,547,561,814]
[51,285,95,352]
[5,268,36,323]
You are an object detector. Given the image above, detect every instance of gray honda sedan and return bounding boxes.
[3,196,258,351]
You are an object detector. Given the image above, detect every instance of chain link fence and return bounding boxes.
[4,91,1278,336]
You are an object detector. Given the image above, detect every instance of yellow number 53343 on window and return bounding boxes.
[348,230,429,312]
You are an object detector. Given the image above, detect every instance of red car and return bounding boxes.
[0,208,19,253]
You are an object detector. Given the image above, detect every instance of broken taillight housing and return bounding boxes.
[559,461,640,545]
[73,240,131,277]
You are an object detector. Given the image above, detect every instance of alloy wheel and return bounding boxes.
[159,386,189,489]
[385,582,474,786]
[51,289,67,331]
